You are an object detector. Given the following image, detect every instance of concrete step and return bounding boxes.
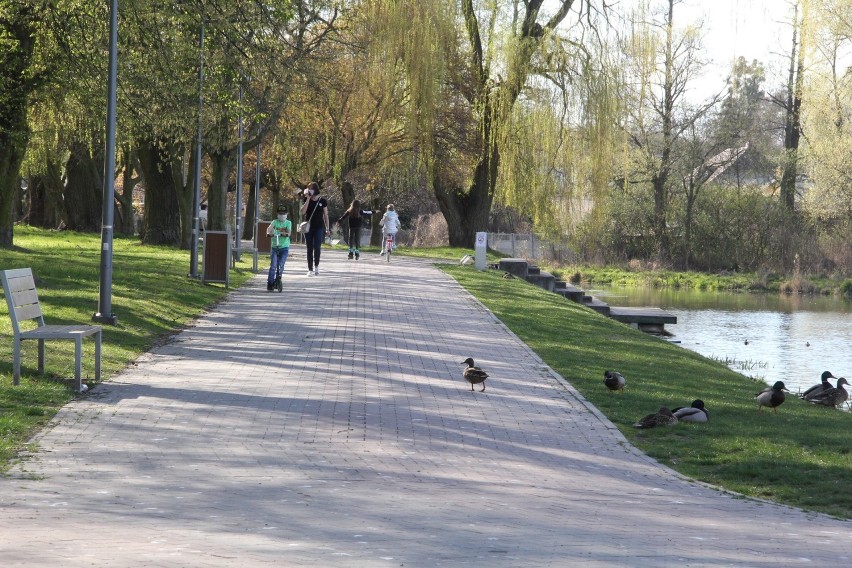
[527,271,555,292]
[498,258,529,279]
[582,296,611,316]
[557,285,585,302]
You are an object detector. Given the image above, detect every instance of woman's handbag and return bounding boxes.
[298,198,318,233]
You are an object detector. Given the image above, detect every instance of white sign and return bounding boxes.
[474,231,487,271]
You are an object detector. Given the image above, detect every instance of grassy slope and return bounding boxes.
[0,227,252,468]
[442,264,852,519]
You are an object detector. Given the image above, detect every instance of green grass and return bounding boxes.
[394,245,505,264]
[442,263,852,519]
[0,226,253,470]
[558,264,852,295]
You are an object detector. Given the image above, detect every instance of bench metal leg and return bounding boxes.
[38,339,45,375]
[75,337,83,392]
[95,330,102,381]
[13,337,21,386]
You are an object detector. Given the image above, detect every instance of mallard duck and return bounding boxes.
[603,370,626,393]
[672,399,709,423]
[808,377,849,408]
[756,381,787,412]
[460,357,488,392]
[633,407,678,428]
[801,371,836,401]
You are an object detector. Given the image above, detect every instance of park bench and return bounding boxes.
[1,268,101,392]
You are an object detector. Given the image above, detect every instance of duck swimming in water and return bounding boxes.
[671,399,709,423]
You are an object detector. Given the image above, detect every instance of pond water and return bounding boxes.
[587,285,852,395]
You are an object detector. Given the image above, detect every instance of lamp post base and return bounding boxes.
[92,313,118,325]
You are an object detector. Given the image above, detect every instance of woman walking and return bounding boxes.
[299,182,330,276]
[335,199,371,260]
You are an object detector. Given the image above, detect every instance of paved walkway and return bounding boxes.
[2,247,851,567]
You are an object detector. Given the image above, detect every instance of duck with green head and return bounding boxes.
[756,381,788,412]
[808,377,849,408]
[672,399,709,423]
[603,370,626,393]
[801,371,836,401]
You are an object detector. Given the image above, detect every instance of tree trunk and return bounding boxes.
[28,164,64,230]
[341,181,355,211]
[0,144,26,247]
[167,143,195,249]
[651,0,676,262]
[243,179,256,241]
[780,5,804,212]
[207,149,232,232]
[0,5,38,248]
[63,139,104,232]
[434,156,494,247]
[136,138,181,245]
[781,12,805,211]
[115,146,138,236]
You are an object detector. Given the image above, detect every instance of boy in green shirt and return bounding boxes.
[266,205,292,291]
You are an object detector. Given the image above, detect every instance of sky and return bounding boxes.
[676,0,794,96]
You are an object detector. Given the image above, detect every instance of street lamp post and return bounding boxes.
[234,82,244,261]
[93,0,119,325]
[253,138,261,252]
[189,20,205,279]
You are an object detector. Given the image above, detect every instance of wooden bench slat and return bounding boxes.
[1,267,35,279]
[11,288,40,306]
[20,325,101,339]
[4,274,37,294]
[14,303,43,322]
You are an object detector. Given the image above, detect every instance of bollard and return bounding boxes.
[475,231,487,271]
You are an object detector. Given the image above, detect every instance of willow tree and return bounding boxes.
[497,11,620,240]
[0,1,84,246]
[380,0,595,247]
[616,0,720,262]
[272,3,410,211]
[801,0,852,225]
[771,0,809,212]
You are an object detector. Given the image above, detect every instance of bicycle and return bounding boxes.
[384,232,395,262]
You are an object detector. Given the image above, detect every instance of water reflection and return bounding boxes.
[588,285,852,395]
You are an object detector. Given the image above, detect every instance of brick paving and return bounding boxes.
[1,247,851,567]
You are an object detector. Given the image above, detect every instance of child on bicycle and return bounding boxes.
[379,204,400,256]
[266,205,292,291]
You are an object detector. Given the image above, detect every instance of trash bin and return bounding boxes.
[202,230,231,287]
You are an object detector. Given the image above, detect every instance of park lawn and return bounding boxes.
[394,245,505,264]
[0,226,253,470]
[442,263,852,519]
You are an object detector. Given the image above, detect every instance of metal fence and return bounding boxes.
[487,233,577,264]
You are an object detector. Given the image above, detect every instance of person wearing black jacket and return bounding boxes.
[335,199,371,260]
[299,182,330,276]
